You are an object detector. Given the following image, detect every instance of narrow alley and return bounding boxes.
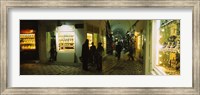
[20,20,180,75]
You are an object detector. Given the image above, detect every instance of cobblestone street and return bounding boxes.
[20,53,144,75]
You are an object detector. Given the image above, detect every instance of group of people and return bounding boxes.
[115,42,135,61]
[81,39,104,71]
[49,37,134,71]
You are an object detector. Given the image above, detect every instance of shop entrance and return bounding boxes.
[55,25,75,63]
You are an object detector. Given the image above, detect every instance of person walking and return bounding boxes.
[49,46,57,62]
[81,39,89,71]
[96,42,104,71]
[116,42,122,60]
[128,45,134,61]
[49,36,57,62]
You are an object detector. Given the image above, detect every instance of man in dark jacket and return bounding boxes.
[128,45,134,61]
[89,42,96,66]
[81,39,89,71]
[116,42,122,60]
[96,42,104,71]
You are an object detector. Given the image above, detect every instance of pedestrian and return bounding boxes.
[128,45,134,61]
[115,42,122,60]
[89,42,96,66]
[81,39,89,71]
[49,47,54,62]
[49,37,57,62]
[96,42,104,71]
[50,36,57,62]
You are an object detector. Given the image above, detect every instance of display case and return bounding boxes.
[58,32,75,51]
[158,20,180,75]
[20,29,36,50]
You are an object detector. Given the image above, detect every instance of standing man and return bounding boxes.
[49,36,57,62]
[96,42,104,71]
[81,39,89,71]
[116,42,122,60]
[89,42,96,66]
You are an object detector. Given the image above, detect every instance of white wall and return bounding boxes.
[75,28,85,63]
[144,21,152,75]
[151,20,161,75]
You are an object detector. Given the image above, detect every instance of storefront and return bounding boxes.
[150,20,180,75]
[87,33,93,47]
[86,21,107,56]
[55,25,75,63]
[20,20,107,64]
[20,29,36,50]
[20,29,39,61]
[158,20,180,75]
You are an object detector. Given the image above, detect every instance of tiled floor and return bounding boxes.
[20,53,144,75]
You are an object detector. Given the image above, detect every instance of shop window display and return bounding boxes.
[87,33,93,47]
[158,20,180,75]
[58,32,75,51]
[20,29,36,50]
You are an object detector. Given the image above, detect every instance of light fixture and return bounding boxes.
[161,28,165,32]
[58,25,75,32]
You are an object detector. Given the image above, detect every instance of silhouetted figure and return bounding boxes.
[96,42,104,71]
[89,42,96,66]
[49,46,57,62]
[49,37,57,62]
[128,45,134,61]
[116,42,122,60]
[81,39,89,71]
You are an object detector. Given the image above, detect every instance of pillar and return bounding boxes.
[38,21,47,63]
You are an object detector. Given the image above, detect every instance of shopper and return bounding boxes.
[81,39,89,71]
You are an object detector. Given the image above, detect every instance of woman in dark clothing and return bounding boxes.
[81,39,89,71]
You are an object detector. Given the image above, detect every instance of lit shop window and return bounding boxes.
[87,33,93,47]
[56,25,75,52]
[20,29,36,50]
[158,20,180,75]
[57,32,75,51]
[103,36,106,50]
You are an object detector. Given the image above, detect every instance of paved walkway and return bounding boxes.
[20,53,144,75]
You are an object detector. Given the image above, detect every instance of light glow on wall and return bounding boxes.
[137,36,141,49]
[155,20,161,65]
[103,36,106,52]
